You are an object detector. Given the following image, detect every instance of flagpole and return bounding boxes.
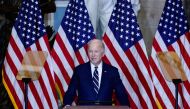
[172,79,182,109]
[22,78,31,109]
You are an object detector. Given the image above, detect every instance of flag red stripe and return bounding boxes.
[177,40,190,95]
[103,34,146,107]
[28,101,32,109]
[102,56,111,65]
[184,81,190,104]
[155,89,167,109]
[83,44,88,55]
[43,35,51,51]
[52,50,71,85]
[55,34,75,69]
[9,36,23,63]
[6,53,19,77]
[135,43,157,108]
[102,55,136,108]
[149,57,175,107]
[31,40,52,108]
[25,48,45,108]
[178,85,190,109]
[5,52,24,91]
[55,74,65,97]
[126,45,156,108]
[41,37,59,103]
[168,41,190,101]
[75,50,85,64]
[42,37,58,105]
[4,0,58,107]
[124,49,148,109]
[185,32,190,43]
[35,39,55,108]
[127,94,137,109]
[135,43,151,75]
[177,40,190,70]
[3,67,23,108]
[150,40,187,106]
[29,83,44,108]
[152,39,162,52]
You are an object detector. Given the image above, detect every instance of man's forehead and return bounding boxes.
[88,39,103,47]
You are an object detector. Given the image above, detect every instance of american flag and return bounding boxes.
[51,0,95,103]
[149,0,190,108]
[2,0,58,108]
[102,0,157,108]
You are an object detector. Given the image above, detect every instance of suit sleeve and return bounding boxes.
[113,68,130,106]
[63,68,79,106]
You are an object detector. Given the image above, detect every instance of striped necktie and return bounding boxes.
[93,67,99,94]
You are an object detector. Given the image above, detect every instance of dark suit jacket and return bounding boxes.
[63,61,130,106]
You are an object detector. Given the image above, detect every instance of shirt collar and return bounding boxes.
[90,61,103,68]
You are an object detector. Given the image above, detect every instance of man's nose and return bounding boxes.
[92,52,95,57]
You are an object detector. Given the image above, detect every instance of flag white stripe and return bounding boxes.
[13,28,57,108]
[152,33,189,108]
[138,40,155,88]
[59,27,80,66]
[53,40,73,78]
[179,35,190,79]
[152,42,176,93]
[154,31,168,51]
[183,35,190,56]
[105,28,140,82]
[29,41,51,108]
[52,59,68,92]
[4,0,58,107]
[59,27,75,61]
[150,67,174,109]
[182,84,190,107]
[103,42,141,107]
[4,58,24,107]
[28,87,40,109]
[105,28,143,107]
[29,38,57,108]
[79,47,89,62]
[6,44,21,70]
[106,28,152,96]
[111,38,152,107]
[12,28,25,54]
[171,40,190,107]
[157,34,187,97]
[131,41,154,108]
[38,38,58,108]
[105,21,156,107]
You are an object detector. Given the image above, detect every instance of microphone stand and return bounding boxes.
[22,78,31,109]
[172,79,182,109]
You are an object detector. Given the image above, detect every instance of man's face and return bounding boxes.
[88,41,104,66]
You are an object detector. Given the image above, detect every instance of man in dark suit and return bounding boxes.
[63,39,130,106]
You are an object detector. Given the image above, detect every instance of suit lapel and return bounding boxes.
[98,62,107,94]
[86,62,96,93]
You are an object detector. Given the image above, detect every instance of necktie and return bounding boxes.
[93,67,99,94]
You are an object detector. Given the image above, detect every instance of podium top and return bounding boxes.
[16,51,48,81]
[157,51,187,82]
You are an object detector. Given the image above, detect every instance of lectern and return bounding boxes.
[157,51,187,109]
[16,51,48,109]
